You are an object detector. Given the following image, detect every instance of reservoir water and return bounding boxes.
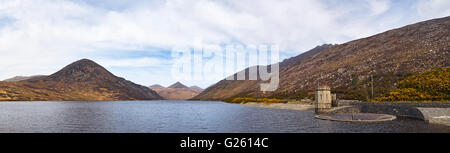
[0,100,448,133]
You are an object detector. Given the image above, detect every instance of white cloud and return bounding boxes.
[97,57,168,68]
[416,0,450,19]
[0,0,448,87]
[367,0,391,16]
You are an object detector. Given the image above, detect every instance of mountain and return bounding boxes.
[189,86,204,93]
[193,44,334,100]
[168,82,189,89]
[0,59,163,101]
[194,16,450,101]
[279,44,335,68]
[149,84,165,89]
[3,75,47,82]
[149,82,203,100]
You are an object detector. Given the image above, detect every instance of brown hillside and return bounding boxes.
[0,59,163,101]
[150,82,203,100]
[194,16,450,101]
[3,75,47,82]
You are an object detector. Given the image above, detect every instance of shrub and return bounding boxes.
[230,97,286,103]
[376,67,450,102]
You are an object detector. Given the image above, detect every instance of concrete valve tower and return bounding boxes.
[315,86,332,113]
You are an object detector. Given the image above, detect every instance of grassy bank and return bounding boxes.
[225,97,287,104]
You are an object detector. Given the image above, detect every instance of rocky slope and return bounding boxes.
[0,59,163,101]
[193,44,335,100]
[194,16,450,101]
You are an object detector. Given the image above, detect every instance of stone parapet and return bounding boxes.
[326,102,450,126]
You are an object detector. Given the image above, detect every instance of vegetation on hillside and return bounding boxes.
[226,97,286,104]
[331,72,411,101]
[375,67,450,102]
[194,16,450,101]
[0,59,162,101]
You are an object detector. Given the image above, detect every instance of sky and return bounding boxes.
[0,0,449,88]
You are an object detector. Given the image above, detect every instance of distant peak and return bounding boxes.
[190,85,202,89]
[45,58,115,82]
[3,75,47,82]
[79,58,93,62]
[73,58,98,65]
[62,59,105,71]
[168,82,189,89]
[149,84,165,89]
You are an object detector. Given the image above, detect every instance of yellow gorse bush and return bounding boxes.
[376,67,450,102]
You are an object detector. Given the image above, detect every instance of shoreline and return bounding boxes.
[240,102,315,111]
[239,101,450,126]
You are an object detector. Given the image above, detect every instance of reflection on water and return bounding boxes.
[0,101,448,133]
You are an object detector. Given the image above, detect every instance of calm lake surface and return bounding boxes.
[0,100,448,133]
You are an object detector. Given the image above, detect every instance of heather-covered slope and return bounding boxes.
[194,16,450,101]
[194,44,334,100]
[0,59,163,101]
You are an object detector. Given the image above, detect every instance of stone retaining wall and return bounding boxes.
[338,101,450,108]
[327,102,450,126]
[417,108,450,126]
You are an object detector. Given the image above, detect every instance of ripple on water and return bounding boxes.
[0,101,448,133]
